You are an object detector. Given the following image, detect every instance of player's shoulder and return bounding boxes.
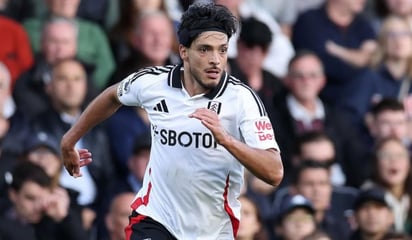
[121,65,175,87]
[226,74,257,96]
[132,65,175,80]
[225,74,267,116]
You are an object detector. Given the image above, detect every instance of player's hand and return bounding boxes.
[189,108,231,145]
[61,144,92,178]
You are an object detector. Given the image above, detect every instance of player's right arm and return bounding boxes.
[61,84,122,177]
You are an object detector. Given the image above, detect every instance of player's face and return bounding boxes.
[181,31,228,92]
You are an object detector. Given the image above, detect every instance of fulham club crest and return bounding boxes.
[207,101,222,114]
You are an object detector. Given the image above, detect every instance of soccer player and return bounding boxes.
[60,2,284,239]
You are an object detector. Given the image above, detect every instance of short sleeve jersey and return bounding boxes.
[117,64,280,239]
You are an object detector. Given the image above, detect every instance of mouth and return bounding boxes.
[205,68,221,79]
[388,168,399,175]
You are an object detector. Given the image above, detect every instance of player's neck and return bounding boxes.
[181,69,209,97]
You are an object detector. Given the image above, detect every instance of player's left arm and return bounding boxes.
[189,108,284,187]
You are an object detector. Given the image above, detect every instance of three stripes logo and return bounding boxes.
[153,99,169,113]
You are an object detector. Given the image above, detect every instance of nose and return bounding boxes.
[209,51,220,65]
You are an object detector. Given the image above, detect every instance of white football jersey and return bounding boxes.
[117,65,280,239]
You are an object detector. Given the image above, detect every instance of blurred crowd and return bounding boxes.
[1,0,412,239]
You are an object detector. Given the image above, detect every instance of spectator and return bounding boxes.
[294,0,325,15]
[292,0,377,106]
[104,106,150,177]
[228,17,286,111]
[245,0,297,38]
[275,161,352,239]
[302,229,332,240]
[13,17,92,120]
[292,131,348,186]
[104,192,135,240]
[362,137,412,233]
[276,131,360,225]
[365,98,411,154]
[243,170,278,226]
[76,0,118,31]
[30,58,114,234]
[100,133,151,238]
[215,0,295,78]
[341,16,412,133]
[22,131,63,188]
[108,0,178,65]
[236,194,270,240]
[373,0,412,32]
[19,131,95,237]
[269,50,367,187]
[0,61,29,157]
[274,194,317,240]
[114,132,150,192]
[108,10,180,86]
[0,62,30,212]
[0,0,41,22]
[350,188,395,240]
[23,0,115,89]
[0,15,33,89]
[0,161,88,240]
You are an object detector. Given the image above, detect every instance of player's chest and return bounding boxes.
[145,95,233,131]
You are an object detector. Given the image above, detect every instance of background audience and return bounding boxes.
[2,0,412,239]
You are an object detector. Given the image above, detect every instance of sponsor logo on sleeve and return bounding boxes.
[117,77,132,97]
[254,119,274,142]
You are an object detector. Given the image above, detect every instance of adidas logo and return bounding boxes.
[153,99,169,113]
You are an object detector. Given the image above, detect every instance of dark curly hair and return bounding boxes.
[177,2,238,47]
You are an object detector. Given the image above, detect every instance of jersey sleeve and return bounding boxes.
[116,72,143,106]
[237,88,280,152]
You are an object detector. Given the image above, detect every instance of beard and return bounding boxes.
[189,66,219,91]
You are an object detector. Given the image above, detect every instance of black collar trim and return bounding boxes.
[167,64,229,99]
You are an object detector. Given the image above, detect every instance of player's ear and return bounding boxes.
[179,44,188,61]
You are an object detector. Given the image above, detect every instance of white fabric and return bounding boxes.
[385,192,410,232]
[117,65,279,239]
[246,0,298,24]
[286,94,325,128]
